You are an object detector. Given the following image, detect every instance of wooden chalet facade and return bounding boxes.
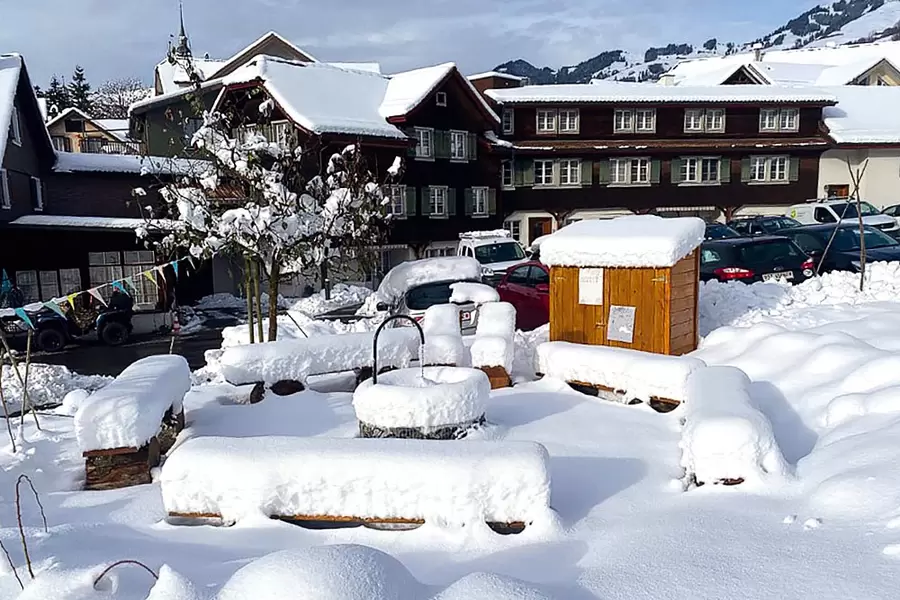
[485,84,836,246]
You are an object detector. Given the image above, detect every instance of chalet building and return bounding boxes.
[45,107,142,155]
[484,83,836,246]
[468,71,528,98]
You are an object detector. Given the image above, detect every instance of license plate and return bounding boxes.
[762,271,793,282]
[460,311,472,323]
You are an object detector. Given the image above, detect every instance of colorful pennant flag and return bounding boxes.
[87,287,108,307]
[14,308,33,329]
[66,293,79,310]
[123,276,138,294]
[172,260,180,280]
[111,281,129,296]
[188,256,198,271]
[1,270,10,294]
[142,269,157,285]
[44,301,67,319]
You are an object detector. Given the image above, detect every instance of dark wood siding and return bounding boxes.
[44,172,160,218]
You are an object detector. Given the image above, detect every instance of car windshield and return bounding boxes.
[761,217,800,231]
[473,242,526,265]
[828,202,880,219]
[739,240,802,264]
[405,280,477,310]
[828,227,898,252]
[705,224,739,240]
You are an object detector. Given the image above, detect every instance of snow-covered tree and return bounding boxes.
[67,66,92,113]
[92,77,151,118]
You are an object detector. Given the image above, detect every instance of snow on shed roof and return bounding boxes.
[822,85,900,144]
[540,215,706,268]
[376,256,483,304]
[0,54,23,163]
[9,214,177,231]
[467,71,526,81]
[486,82,837,104]
[223,56,406,139]
[53,151,208,175]
[381,63,500,123]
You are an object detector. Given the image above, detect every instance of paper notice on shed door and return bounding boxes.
[578,268,604,305]
[607,305,636,344]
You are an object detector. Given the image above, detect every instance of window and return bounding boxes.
[749,155,789,183]
[387,185,405,217]
[760,108,799,132]
[502,109,515,134]
[680,157,720,184]
[707,109,725,132]
[450,130,468,160]
[51,136,72,152]
[614,109,655,133]
[435,91,447,106]
[415,127,434,159]
[635,109,656,132]
[39,271,60,301]
[429,186,448,216]
[64,119,85,133]
[610,157,651,185]
[814,207,837,223]
[90,250,158,308]
[15,271,38,304]
[59,268,81,296]
[472,187,489,216]
[501,161,514,188]
[779,108,799,132]
[10,105,21,145]
[614,109,634,133]
[507,267,530,285]
[559,159,581,186]
[536,109,557,134]
[0,169,9,209]
[30,177,43,211]
[684,108,725,133]
[425,246,455,258]
[558,109,579,133]
[534,160,555,186]
[529,265,549,286]
[684,109,704,132]
[183,118,203,142]
[504,220,521,241]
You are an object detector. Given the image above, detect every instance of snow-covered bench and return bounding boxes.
[471,302,516,388]
[74,355,191,490]
[421,304,467,367]
[161,436,552,532]
[536,341,705,410]
[217,328,422,397]
[680,366,788,487]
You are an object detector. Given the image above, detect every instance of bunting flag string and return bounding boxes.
[44,301,68,320]
[13,308,34,330]
[87,287,109,307]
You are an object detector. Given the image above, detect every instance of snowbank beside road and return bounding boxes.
[0,363,109,412]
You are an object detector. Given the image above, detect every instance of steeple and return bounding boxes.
[174,0,191,58]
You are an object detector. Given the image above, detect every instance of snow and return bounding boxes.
[450,282,499,306]
[74,355,191,452]
[375,256,483,305]
[1,362,109,412]
[537,341,705,401]
[0,54,23,165]
[822,85,900,144]
[460,229,511,240]
[680,366,789,486]
[353,366,488,428]
[422,305,467,366]
[53,151,206,175]
[217,328,421,385]
[161,436,552,525]
[381,63,500,123]
[539,215,705,268]
[471,303,516,371]
[326,62,382,74]
[467,71,527,82]
[145,566,204,600]
[9,214,177,231]
[223,56,406,139]
[475,302,516,338]
[433,572,555,600]
[153,57,228,96]
[288,284,372,317]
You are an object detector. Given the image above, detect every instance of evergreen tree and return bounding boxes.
[43,75,70,117]
[68,65,93,113]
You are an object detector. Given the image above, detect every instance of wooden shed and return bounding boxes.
[541,216,705,356]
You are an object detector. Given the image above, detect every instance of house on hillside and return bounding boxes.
[484,82,835,246]
[46,107,142,155]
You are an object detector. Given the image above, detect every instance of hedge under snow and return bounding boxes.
[536,341,705,401]
[680,366,788,486]
[74,355,190,453]
[161,436,552,525]
[218,328,422,385]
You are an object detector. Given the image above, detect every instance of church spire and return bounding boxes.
[174,0,191,58]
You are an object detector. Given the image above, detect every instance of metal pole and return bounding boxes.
[371,315,424,385]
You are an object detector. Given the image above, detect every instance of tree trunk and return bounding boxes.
[244,257,255,344]
[267,258,281,342]
[321,261,331,301]
[251,261,264,343]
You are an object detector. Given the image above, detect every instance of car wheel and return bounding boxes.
[100,321,129,346]
[36,327,67,352]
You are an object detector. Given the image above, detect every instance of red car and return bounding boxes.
[496,261,550,331]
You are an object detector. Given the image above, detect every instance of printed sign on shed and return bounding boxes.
[578,268,604,305]
[607,305,636,344]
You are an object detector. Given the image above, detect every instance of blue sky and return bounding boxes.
[0,0,819,86]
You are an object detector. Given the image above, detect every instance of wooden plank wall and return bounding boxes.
[668,250,699,356]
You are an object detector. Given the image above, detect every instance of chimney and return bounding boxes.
[752,43,764,62]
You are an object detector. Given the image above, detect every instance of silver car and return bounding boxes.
[377,278,481,336]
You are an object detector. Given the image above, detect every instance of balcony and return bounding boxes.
[79,137,145,156]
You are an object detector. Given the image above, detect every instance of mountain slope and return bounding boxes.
[493,0,900,84]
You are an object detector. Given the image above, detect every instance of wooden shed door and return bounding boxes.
[601,267,670,352]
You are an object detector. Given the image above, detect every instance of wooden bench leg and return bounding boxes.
[478,366,511,389]
[84,437,160,491]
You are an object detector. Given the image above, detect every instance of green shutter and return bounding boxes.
[597,159,611,185]
[447,188,457,217]
[650,159,661,184]
[789,157,800,182]
[488,189,497,215]
[421,187,431,215]
[522,159,535,186]
[405,186,417,217]
[671,158,684,184]
[580,160,593,187]
[434,131,450,159]
[513,159,525,187]
[404,128,417,157]
[467,133,478,160]
[464,188,474,215]
[741,158,752,183]
[719,158,731,183]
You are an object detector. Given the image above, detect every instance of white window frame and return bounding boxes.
[502,108,515,134]
[760,108,798,133]
[387,185,406,216]
[501,160,514,189]
[450,130,468,161]
[614,109,634,133]
[536,109,558,134]
[759,109,780,132]
[635,109,656,133]
[435,91,448,107]
[429,186,448,216]
[558,109,580,134]
[779,108,799,132]
[559,159,581,186]
[10,105,21,146]
[15,270,39,304]
[749,155,790,183]
[0,169,10,209]
[30,176,43,211]
[681,156,721,184]
[472,187,489,216]
[684,109,705,132]
[415,127,434,159]
[706,109,726,133]
[504,220,521,242]
[610,157,650,186]
[534,159,555,186]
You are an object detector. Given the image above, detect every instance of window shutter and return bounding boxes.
[671,159,683,184]
[650,159,661,184]
[741,158,752,183]
[597,159,611,185]
[719,158,731,183]
[404,186,416,218]
[488,189,497,215]
[513,160,525,187]
[467,133,478,160]
[523,159,535,186]
[448,188,457,216]
[435,131,450,159]
[580,160,593,187]
[404,128,417,157]
[0,169,9,208]
[464,188,474,216]
[789,157,800,182]
[420,187,431,215]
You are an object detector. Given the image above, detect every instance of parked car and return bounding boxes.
[457,231,529,285]
[700,236,815,284]
[727,215,801,236]
[704,222,741,240]
[883,204,900,218]
[777,223,900,273]
[496,261,550,331]
[787,199,900,234]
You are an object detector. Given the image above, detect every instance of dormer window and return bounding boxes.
[435,92,448,106]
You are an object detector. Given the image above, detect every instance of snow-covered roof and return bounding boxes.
[823,85,900,144]
[326,62,381,74]
[154,56,228,96]
[206,31,318,81]
[53,151,208,175]
[9,215,177,231]
[130,75,224,114]
[540,215,706,268]
[380,63,500,123]
[223,56,406,139]
[467,71,526,82]
[376,256,483,304]
[0,54,23,164]
[671,57,896,87]
[486,82,836,104]
[46,108,133,142]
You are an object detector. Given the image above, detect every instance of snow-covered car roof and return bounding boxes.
[376,256,482,304]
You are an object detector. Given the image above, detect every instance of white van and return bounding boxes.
[457,230,529,285]
[787,199,900,234]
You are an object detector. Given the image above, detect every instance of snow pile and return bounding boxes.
[145,566,205,600]
[219,310,378,348]
[289,283,372,317]
[353,366,488,428]
[422,304,467,366]
[471,302,517,372]
[537,341,705,401]
[539,215,705,268]
[680,366,789,486]
[459,229,511,240]
[74,355,190,453]
[449,282,499,306]
[1,363,110,411]
[161,436,552,525]
[433,572,556,600]
[14,567,114,600]
[218,328,421,385]
[375,256,482,304]
[193,293,252,311]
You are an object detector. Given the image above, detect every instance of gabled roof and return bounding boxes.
[206,31,317,81]
[155,56,228,96]
[821,85,900,145]
[467,71,526,82]
[380,63,500,123]
[0,53,53,164]
[45,107,132,142]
